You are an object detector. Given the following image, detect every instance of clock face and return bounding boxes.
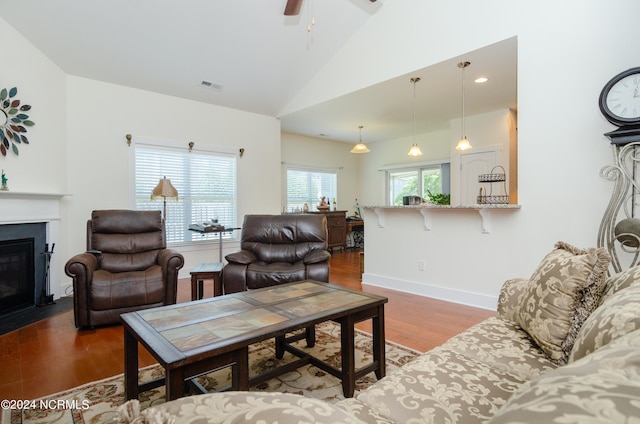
[600,67,640,127]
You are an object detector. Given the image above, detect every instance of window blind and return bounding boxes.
[135,144,237,244]
[286,168,337,212]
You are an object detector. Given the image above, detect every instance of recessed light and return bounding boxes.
[474,77,488,84]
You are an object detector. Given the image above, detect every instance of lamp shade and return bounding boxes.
[351,125,370,153]
[455,137,472,151]
[351,142,370,153]
[151,177,178,201]
[408,144,423,157]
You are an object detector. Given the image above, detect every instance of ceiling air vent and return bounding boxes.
[200,80,223,91]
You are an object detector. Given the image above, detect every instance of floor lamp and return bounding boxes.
[151,176,178,221]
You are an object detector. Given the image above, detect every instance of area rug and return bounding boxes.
[3,321,420,424]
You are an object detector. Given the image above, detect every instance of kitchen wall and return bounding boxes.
[282,0,638,308]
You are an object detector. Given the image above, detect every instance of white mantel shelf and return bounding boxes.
[363,204,521,233]
[0,190,69,200]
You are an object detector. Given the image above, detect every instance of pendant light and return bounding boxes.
[408,77,423,157]
[350,125,370,153]
[455,61,472,151]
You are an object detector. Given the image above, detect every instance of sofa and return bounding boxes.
[222,214,331,293]
[117,241,640,423]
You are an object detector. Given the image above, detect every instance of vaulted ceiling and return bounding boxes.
[0,0,517,145]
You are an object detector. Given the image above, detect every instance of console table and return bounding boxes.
[309,210,347,250]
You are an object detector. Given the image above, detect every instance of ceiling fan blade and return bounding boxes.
[284,0,303,15]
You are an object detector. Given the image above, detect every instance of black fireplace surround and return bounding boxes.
[0,222,47,316]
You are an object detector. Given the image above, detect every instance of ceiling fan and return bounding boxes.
[284,0,378,16]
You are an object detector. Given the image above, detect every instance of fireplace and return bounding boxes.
[0,223,47,316]
[0,191,64,310]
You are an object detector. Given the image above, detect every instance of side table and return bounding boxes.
[190,262,224,300]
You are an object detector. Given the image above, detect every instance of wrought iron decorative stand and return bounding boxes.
[598,142,640,273]
[38,243,56,306]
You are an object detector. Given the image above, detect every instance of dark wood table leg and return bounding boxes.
[124,328,139,400]
[305,324,316,347]
[234,346,249,390]
[166,367,186,401]
[213,273,222,297]
[197,280,204,299]
[373,305,386,379]
[275,334,285,359]
[190,274,198,301]
[340,315,356,397]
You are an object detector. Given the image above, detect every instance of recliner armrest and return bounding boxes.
[304,250,331,264]
[226,250,257,265]
[157,248,185,271]
[65,252,99,280]
[157,248,185,305]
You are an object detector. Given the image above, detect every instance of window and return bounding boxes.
[388,163,450,205]
[285,166,337,212]
[134,142,237,245]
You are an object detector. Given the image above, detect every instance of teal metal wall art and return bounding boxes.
[0,86,35,157]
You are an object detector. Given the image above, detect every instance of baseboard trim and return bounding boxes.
[363,273,498,311]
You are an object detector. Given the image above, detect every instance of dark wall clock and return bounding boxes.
[599,67,640,145]
[0,86,35,157]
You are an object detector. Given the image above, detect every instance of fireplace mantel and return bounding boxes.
[0,190,67,300]
[0,190,68,200]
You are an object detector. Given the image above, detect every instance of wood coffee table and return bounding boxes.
[121,280,387,401]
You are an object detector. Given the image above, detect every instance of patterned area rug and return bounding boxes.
[3,322,420,424]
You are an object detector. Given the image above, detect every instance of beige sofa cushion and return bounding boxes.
[515,241,610,364]
[569,281,640,362]
[599,264,640,304]
[489,329,640,424]
[353,317,556,424]
[354,346,524,424]
[138,391,367,424]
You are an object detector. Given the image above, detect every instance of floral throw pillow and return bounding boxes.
[569,282,640,362]
[516,241,610,364]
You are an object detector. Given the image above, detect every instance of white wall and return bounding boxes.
[0,17,67,192]
[1,13,284,292]
[0,17,68,298]
[283,0,638,309]
[64,77,282,283]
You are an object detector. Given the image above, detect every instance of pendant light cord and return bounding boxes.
[461,65,465,137]
[413,80,416,143]
[411,77,420,144]
[458,61,470,139]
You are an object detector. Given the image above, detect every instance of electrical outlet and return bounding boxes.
[418,260,425,271]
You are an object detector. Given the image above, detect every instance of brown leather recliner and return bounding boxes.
[222,214,331,294]
[65,209,184,328]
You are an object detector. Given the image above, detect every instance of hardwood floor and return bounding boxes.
[0,249,494,400]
